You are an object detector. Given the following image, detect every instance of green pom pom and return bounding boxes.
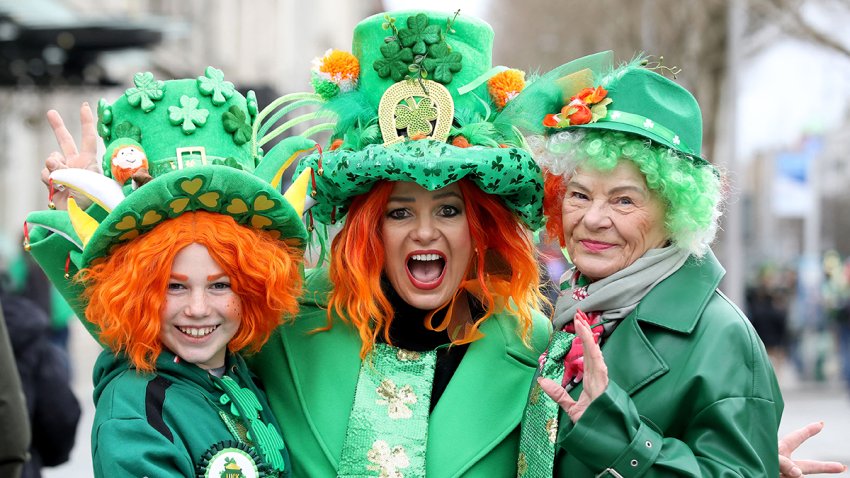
[311,77,340,100]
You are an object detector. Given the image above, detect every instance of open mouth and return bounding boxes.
[405,251,447,290]
[176,325,219,338]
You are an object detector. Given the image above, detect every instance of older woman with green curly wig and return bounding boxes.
[515,61,785,477]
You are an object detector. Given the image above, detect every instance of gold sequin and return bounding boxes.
[529,383,541,405]
[546,417,558,444]
[396,349,421,361]
[378,79,454,146]
[376,379,418,420]
[517,452,528,476]
[366,440,410,478]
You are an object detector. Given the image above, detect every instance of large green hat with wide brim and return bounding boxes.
[289,10,553,230]
[28,68,317,270]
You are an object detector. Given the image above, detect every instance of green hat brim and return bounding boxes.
[297,139,543,230]
[568,120,707,163]
[82,165,306,266]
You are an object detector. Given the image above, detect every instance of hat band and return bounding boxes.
[597,110,695,156]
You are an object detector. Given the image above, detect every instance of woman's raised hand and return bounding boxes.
[779,422,847,477]
[538,316,609,423]
[40,103,100,210]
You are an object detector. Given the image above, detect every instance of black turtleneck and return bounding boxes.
[379,278,483,411]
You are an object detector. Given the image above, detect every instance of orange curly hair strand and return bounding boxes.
[79,211,303,373]
[328,179,543,357]
[543,170,568,247]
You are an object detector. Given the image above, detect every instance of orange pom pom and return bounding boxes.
[488,69,526,110]
[451,135,470,148]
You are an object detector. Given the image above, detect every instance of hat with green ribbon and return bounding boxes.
[27,67,318,269]
[537,58,704,160]
[281,10,554,230]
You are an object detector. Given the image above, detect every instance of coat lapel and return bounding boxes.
[280,306,363,470]
[428,314,539,477]
[572,251,726,398]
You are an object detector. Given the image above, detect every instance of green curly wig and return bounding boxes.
[535,129,722,256]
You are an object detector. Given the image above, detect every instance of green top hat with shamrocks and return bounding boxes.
[26,67,318,271]
[286,10,558,231]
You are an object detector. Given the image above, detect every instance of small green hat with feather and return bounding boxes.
[532,56,705,161]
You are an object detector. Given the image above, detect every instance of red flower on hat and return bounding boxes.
[543,84,612,129]
[561,102,592,125]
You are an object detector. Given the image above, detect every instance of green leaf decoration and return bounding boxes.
[422,42,462,84]
[222,105,252,145]
[112,121,142,142]
[197,66,235,106]
[394,98,437,137]
[590,98,613,123]
[246,90,258,119]
[96,99,112,140]
[167,95,209,134]
[398,13,441,55]
[374,41,414,82]
[222,157,244,170]
[124,72,165,112]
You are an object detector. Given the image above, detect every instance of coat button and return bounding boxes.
[631,459,639,467]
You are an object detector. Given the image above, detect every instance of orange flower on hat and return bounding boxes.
[561,102,592,125]
[572,86,607,104]
[488,69,526,110]
[542,84,612,128]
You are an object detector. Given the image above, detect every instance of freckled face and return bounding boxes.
[562,160,669,281]
[159,243,242,370]
[381,182,473,310]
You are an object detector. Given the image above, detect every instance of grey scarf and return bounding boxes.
[553,246,691,329]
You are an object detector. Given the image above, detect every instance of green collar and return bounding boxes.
[632,250,724,334]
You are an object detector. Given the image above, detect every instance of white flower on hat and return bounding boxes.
[643,118,655,129]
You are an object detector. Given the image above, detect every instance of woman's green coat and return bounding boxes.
[552,251,784,477]
[249,267,552,477]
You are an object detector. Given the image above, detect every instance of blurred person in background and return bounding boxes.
[747,265,790,377]
[7,241,75,374]
[1,238,79,478]
[0,277,29,478]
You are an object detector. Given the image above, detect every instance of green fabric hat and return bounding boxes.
[98,67,262,179]
[79,165,307,266]
[32,68,316,269]
[543,60,704,160]
[293,10,546,230]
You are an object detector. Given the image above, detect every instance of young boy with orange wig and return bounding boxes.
[24,69,315,477]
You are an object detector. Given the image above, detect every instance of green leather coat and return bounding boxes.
[553,252,784,477]
[249,267,552,477]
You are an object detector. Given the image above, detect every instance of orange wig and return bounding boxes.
[328,179,543,357]
[542,170,568,247]
[80,211,303,372]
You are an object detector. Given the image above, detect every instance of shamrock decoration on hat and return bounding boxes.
[283,10,549,231]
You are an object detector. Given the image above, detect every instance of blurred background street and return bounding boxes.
[2,0,849,475]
